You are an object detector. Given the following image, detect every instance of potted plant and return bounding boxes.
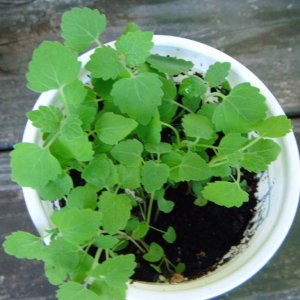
[3,7,300,300]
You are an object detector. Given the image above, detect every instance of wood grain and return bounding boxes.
[0,119,299,299]
[0,0,300,148]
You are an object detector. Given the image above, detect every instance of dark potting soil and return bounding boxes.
[122,171,258,282]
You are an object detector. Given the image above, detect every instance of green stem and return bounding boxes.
[210,92,226,100]
[118,231,146,253]
[170,100,194,114]
[91,248,102,269]
[161,122,180,145]
[43,130,60,149]
[146,193,155,225]
[239,137,262,152]
[150,226,166,234]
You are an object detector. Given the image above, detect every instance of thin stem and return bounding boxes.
[43,130,60,149]
[170,100,194,114]
[118,231,146,253]
[239,137,262,152]
[138,203,146,220]
[91,248,103,269]
[210,92,226,100]
[161,122,180,145]
[150,226,166,234]
[236,168,241,184]
[146,193,155,225]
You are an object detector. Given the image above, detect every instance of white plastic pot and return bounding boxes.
[22,36,300,300]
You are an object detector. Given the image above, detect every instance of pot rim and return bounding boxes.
[22,35,300,300]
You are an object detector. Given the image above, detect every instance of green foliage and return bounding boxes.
[26,41,81,92]
[204,62,231,87]
[98,192,132,234]
[146,54,193,75]
[212,83,268,133]
[11,143,62,189]
[27,106,63,133]
[3,231,45,260]
[51,208,102,245]
[116,31,153,67]
[202,181,248,208]
[143,242,164,262]
[95,112,138,145]
[61,7,106,52]
[111,72,163,125]
[141,161,170,193]
[86,46,126,80]
[6,7,292,300]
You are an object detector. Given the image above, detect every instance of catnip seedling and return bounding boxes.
[3,7,292,300]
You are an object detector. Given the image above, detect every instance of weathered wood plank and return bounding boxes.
[0,119,299,299]
[0,0,300,148]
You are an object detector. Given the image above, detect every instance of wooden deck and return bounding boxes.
[0,1,299,299]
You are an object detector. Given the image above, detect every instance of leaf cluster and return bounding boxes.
[4,7,292,300]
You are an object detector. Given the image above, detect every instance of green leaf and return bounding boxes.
[3,231,45,260]
[204,62,231,87]
[194,196,208,207]
[145,142,172,154]
[82,154,114,188]
[159,77,177,123]
[92,77,114,101]
[179,75,207,99]
[61,7,106,52]
[95,112,138,145]
[27,106,63,133]
[132,221,149,240]
[70,253,94,283]
[178,152,211,181]
[44,238,81,272]
[57,282,99,300]
[11,143,62,189]
[95,234,119,249]
[45,263,67,286]
[111,139,143,166]
[163,226,176,243]
[218,133,248,155]
[135,111,162,144]
[241,139,281,173]
[161,151,184,182]
[146,54,193,75]
[26,41,80,92]
[154,189,175,213]
[254,115,292,138]
[175,262,186,274]
[123,22,141,34]
[202,181,248,208]
[68,185,98,210]
[182,97,201,113]
[212,83,268,133]
[117,164,141,189]
[60,115,83,139]
[141,161,169,193]
[116,31,153,67]
[90,254,136,286]
[51,133,94,162]
[51,208,102,245]
[98,192,132,234]
[38,172,73,201]
[61,80,87,113]
[143,242,164,262]
[86,46,126,80]
[90,279,126,300]
[182,114,215,139]
[111,72,163,125]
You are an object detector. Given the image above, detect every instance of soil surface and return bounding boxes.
[124,171,258,282]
